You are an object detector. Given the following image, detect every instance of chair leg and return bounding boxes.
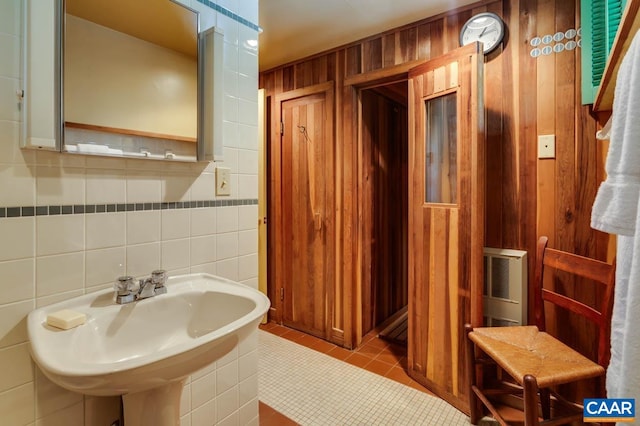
[465,324,481,424]
[523,374,540,426]
[540,388,550,419]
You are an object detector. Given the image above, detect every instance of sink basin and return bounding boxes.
[27,273,270,425]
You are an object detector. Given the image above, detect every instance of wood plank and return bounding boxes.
[64,121,196,143]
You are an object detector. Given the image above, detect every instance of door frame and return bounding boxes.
[270,81,336,341]
[345,63,415,348]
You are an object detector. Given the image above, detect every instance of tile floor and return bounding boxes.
[258,322,469,425]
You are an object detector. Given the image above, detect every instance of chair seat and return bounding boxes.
[469,326,605,388]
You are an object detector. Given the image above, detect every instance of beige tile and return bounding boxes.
[0,76,20,122]
[238,350,258,382]
[162,209,191,240]
[86,169,126,204]
[217,206,239,233]
[36,252,84,297]
[126,242,161,278]
[238,375,258,407]
[238,253,258,281]
[237,149,258,175]
[217,345,238,367]
[35,400,83,426]
[36,290,84,308]
[0,34,19,81]
[216,361,238,396]
[85,247,125,288]
[192,361,216,381]
[191,371,216,409]
[0,382,35,425]
[216,258,238,281]
[84,155,127,170]
[238,205,258,231]
[189,262,216,275]
[0,259,35,305]
[0,120,36,165]
[180,382,191,417]
[189,235,216,266]
[126,171,162,203]
[0,163,36,206]
[217,410,239,426]
[86,213,126,250]
[34,367,83,420]
[0,0,21,36]
[0,218,34,261]
[180,414,191,426]
[36,150,86,168]
[238,124,258,151]
[216,232,238,261]
[162,174,192,202]
[191,399,216,426]
[216,385,238,423]
[238,173,258,199]
[0,343,34,393]
[190,173,215,201]
[126,210,160,245]
[0,300,33,349]
[36,166,85,206]
[36,215,84,256]
[238,397,258,426]
[161,239,190,272]
[190,207,216,237]
[240,277,258,289]
[238,329,258,356]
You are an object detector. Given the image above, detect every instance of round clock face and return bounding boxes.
[459,12,505,54]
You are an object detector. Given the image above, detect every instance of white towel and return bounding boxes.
[591,30,640,412]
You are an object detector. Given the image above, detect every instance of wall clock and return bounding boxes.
[459,12,505,54]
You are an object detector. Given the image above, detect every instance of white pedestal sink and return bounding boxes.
[27,273,270,426]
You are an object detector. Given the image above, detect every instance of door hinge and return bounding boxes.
[280,121,284,135]
[280,288,284,301]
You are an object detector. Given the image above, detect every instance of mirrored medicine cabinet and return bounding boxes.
[22,0,224,162]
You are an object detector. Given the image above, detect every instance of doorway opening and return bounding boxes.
[359,81,409,347]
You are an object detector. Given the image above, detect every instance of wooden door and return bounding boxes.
[275,83,335,339]
[407,43,485,413]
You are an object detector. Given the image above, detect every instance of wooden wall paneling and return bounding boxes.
[398,27,418,64]
[416,23,431,60]
[259,0,605,390]
[429,19,445,58]
[334,51,346,345]
[363,37,383,72]
[518,0,542,324]
[342,54,358,348]
[481,2,504,248]
[384,33,396,67]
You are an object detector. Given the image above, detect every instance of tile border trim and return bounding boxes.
[196,0,261,32]
[0,199,258,218]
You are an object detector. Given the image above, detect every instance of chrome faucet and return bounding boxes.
[114,270,168,304]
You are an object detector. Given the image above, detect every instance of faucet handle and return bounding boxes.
[115,276,135,295]
[151,270,167,286]
[151,270,167,295]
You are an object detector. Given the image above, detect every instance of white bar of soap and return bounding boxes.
[46,309,86,330]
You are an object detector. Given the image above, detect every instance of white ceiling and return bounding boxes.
[258,0,480,71]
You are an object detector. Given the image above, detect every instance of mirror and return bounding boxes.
[61,0,200,161]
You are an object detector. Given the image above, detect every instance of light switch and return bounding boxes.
[538,134,555,159]
[215,167,231,196]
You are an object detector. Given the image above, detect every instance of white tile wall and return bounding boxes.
[0,0,261,424]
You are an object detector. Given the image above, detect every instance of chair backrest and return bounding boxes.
[533,236,616,368]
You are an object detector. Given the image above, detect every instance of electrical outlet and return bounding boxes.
[215,167,231,196]
[538,134,555,159]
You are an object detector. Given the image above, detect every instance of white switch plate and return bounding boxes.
[215,167,231,196]
[538,134,555,159]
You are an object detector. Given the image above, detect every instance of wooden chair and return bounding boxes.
[465,236,616,425]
